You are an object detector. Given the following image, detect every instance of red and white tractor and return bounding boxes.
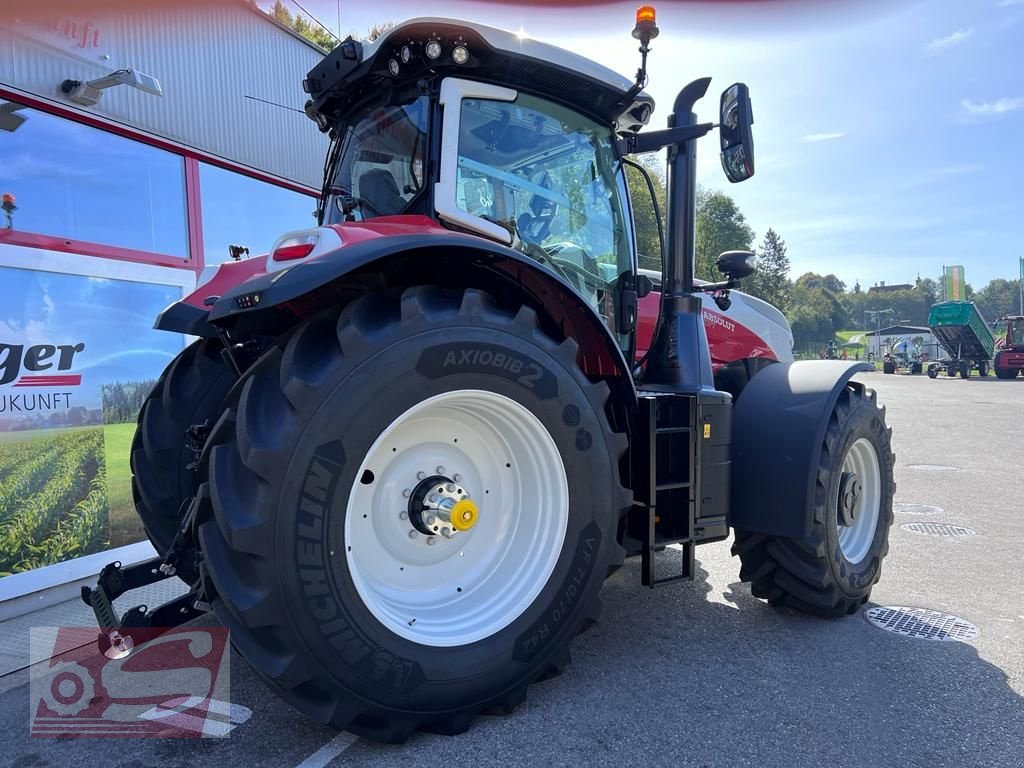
[994,315,1024,379]
[85,11,894,743]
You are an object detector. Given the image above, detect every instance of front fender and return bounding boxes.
[729,361,872,537]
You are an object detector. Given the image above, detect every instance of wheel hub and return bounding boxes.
[408,475,478,538]
[838,471,862,526]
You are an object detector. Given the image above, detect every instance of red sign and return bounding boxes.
[30,626,247,738]
[48,17,102,49]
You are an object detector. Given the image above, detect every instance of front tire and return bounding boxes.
[198,288,628,742]
[733,384,895,617]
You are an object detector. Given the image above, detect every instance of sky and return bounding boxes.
[293,0,1024,291]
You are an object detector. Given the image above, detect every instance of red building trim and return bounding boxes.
[0,229,189,270]
[184,157,205,274]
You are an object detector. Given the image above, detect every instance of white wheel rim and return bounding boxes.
[836,437,881,564]
[344,389,569,647]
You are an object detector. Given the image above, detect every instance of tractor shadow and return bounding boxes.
[539,551,1024,768]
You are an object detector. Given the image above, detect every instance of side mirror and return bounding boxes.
[716,250,755,280]
[720,83,755,183]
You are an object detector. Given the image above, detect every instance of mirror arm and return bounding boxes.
[616,122,714,156]
[697,278,740,293]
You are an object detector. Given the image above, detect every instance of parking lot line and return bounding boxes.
[293,731,359,768]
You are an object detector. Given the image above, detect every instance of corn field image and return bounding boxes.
[0,428,108,575]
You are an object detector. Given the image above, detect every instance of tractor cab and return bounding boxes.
[303,18,657,343]
[1004,316,1024,349]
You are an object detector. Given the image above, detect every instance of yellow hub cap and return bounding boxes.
[450,499,479,531]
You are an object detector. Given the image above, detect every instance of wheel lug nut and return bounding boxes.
[453,474,462,482]
[436,465,445,474]
[427,515,436,525]
[428,493,439,504]
[446,483,456,493]
[408,530,418,539]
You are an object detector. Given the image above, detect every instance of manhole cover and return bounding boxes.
[906,464,958,472]
[894,503,943,515]
[901,522,975,537]
[864,606,979,642]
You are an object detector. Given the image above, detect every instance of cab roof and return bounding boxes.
[304,18,654,134]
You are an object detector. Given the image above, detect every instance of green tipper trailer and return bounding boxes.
[927,301,995,379]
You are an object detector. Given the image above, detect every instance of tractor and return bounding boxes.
[994,316,1024,379]
[84,11,895,743]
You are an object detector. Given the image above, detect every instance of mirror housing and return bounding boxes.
[716,250,755,280]
[720,83,755,183]
[636,272,655,298]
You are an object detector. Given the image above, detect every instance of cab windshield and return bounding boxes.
[454,93,634,334]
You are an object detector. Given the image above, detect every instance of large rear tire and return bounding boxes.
[197,288,629,742]
[733,384,894,617]
[131,339,234,555]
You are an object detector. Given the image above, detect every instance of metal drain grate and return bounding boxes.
[894,503,944,516]
[864,606,979,642]
[906,464,958,472]
[901,522,975,537]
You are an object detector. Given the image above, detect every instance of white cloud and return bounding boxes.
[802,132,845,143]
[960,97,1024,116]
[997,0,1024,7]
[927,28,974,52]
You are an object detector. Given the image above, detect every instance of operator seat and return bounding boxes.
[359,169,405,219]
[516,171,557,242]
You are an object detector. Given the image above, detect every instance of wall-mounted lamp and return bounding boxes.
[60,68,163,106]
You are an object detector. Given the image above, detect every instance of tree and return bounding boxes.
[788,282,836,344]
[973,278,1021,322]
[746,228,791,311]
[695,187,754,280]
[624,154,667,272]
[270,0,339,50]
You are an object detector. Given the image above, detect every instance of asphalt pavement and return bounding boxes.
[2,370,1022,768]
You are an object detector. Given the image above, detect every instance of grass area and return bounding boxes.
[836,329,868,344]
[103,422,144,548]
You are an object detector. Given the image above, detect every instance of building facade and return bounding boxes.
[0,2,327,602]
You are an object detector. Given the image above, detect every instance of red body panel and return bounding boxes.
[995,350,1024,369]
[182,216,453,308]
[636,291,777,369]
[183,219,781,373]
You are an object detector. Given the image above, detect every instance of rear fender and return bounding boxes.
[729,361,871,537]
[205,234,636,400]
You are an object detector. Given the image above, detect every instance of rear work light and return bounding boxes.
[272,233,318,261]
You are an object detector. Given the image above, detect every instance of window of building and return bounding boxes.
[0,99,188,258]
[199,163,317,266]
